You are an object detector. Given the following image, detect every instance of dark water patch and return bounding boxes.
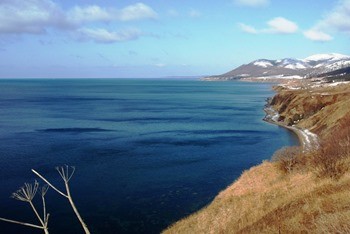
[135,137,215,147]
[140,129,274,137]
[37,127,113,133]
[129,157,211,171]
[135,135,262,147]
[189,129,271,135]
[82,148,132,160]
[30,96,125,103]
[76,116,229,125]
[211,135,262,145]
[96,116,192,123]
[199,105,255,112]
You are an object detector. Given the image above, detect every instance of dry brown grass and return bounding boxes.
[164,161,350,233]
[163,84,350,234]
[311,114,350,180]
[164,161,350,234]
[271,146,302,173]
[271,83,350,137]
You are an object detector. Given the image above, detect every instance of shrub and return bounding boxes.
[312,114,350,180]
[312,148,348,180]
[272,146,302,173]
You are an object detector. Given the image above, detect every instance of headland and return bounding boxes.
[163,79,350,233]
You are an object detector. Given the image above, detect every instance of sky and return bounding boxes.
[0,0,350,78]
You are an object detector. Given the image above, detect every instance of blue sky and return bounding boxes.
[0,0,349,78]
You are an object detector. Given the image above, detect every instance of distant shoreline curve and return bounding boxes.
[263,89,319,152]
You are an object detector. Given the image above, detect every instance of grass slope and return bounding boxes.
[164,83,350,233]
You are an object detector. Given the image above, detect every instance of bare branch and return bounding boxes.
[40,185,49,222]
[31,169,68,198]
[33,166,90,234]
[29,201,45,228]
[67,166,76,182]
[64,181,90,234]
[0,217,44,229]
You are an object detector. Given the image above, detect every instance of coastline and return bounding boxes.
[165,79,350,234]
[263,101,319,151]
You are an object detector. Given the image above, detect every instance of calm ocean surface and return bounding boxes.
[0,79,297,233]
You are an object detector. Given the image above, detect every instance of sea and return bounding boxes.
[0,79,298,234]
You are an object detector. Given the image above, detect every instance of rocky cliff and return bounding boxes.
[270,82,350,140]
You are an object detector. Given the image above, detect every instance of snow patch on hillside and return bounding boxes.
[303,53,350,62]
[285,63,307,69]
[300,129,319,151]
[253,61,273,68]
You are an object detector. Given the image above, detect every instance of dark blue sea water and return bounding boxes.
[0,79,297,234]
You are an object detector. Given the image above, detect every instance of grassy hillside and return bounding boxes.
[164,82,350,233]
[271,82,350,139]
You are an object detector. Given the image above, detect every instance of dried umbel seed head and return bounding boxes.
[12,181,39,202]
[40,184,49,197]
[56,165,76,182]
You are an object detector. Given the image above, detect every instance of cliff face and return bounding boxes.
[164,82,350,234]
[270,83,350,140]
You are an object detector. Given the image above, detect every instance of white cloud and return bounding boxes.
[76,28,142,43]
[303,29,333,42]
[0,0,68,34]
[321,0,350,33]
[66,3,158,24]
[234,0,270,7]
[0,0,157,43]
[239,17,298,34]
[304,0,350,41]
[265,17,298,34]
[237,23,258,34]
[118,3,157,21]
[67,5,113,24]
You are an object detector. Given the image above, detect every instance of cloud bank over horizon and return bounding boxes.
[0,0,157,43]
[0,0,348,78]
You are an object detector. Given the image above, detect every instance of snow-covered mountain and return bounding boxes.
[206,53,350,80]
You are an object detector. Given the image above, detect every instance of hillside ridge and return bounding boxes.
[164,80,350,233]
[203,53,350,81]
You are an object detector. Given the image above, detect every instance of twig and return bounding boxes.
[31,169,68,198]
[29,201,48,234]
[40,184,49,223]
[32,166,90,234]
[64,180,90,234]
[1,181,50,234]
[0,217,44,229]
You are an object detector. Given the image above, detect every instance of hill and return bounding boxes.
[163,81,350,233]
[202,53,350,81]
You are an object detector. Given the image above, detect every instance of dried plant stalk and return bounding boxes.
[0,181,49,234]
[32,166,90,234]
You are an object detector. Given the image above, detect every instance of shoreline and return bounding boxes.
[263,91,319,152]
[164,80,350,234]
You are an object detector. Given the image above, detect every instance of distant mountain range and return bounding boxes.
[204,53,350,81]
